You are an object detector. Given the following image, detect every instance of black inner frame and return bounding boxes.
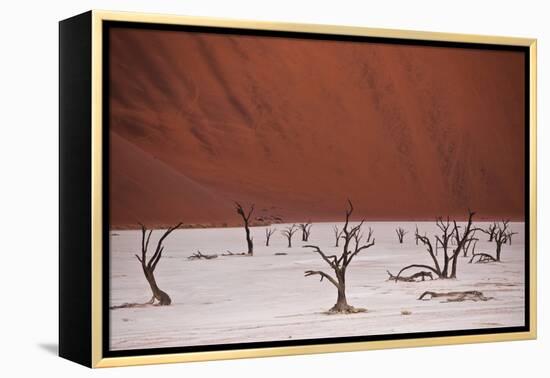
[102,20,531,358]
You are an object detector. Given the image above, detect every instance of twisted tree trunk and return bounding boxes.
[245,226,253,255]
[332,287,349,312]
[235,202,254,255]
[135,223,182,306]
[265,227,276,246]
[496,242,503,261]
[493,220,510,262]
[304,200,374,314]
[395,227,407,244]
[281,224,298,248]
[143,269,171,305]
[397,211,476,280]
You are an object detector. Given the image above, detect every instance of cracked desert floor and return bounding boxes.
[109,221,525,351]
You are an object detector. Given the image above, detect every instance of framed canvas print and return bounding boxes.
[59,10,537,368]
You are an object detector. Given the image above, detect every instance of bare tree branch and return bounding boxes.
[265,227,276,246]
[132,222,182,306]
[304,200,374,313]
[281,224,298,247]
[395,227,408,243]
[396,210,477,279]
[333,225,344,247]
[299,222,313,242]
[234,202,254,255]
[304,270,339,288]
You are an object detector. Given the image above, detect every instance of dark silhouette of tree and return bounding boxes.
[494,220,510,261]
[506,230,518,245]
[469,221,514,263]
[304,200,375,313]
[265,227,276,246]
[451,223,477,258]
[299,222,313,242]
[235,202,254,255]
[135,223,182,306]
[480,222,497,242]
[281,224,298,247]
[392,210,476,280]
[387,270,433,282]
[418,290,492,302]
[333,225,344,247]
[448,212,477,278]
[188,250,218,260]
[462,231,479,257]
[395,227,407,244]
[468,240,498,264]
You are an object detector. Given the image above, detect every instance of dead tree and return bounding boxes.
[265,227,276,246]
[235,202,254,255]
[135,223,182,306]
[395,227,407,244]
[387,270,433,282]
[299,222,313,242]
[415,225,419,245]
[462,233,478,257]
[489,222,497,241]
[281,224,298,247]
[469,249,498,264]
[188,250,218,260]
[222,250,247,256]
[480,222,497,242]
[418,290,492,302]
[333,225,344,247]
[392,211,476,280]
[469,220,512,263]
[448,211,476,278]
[304,200,375,313]
[355,227,373,247]
[493,220,510,261]
[507,231,518,245]
[453,224,477,258]
[451,224,461,250]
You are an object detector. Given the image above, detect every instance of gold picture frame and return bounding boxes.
[59,10,537,368]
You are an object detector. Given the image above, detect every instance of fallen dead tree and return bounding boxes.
[222,250,249,257]
[387,270,433,282]
[469,252,498,264]
[418,290,493,302]
[110,302,152,310]
[468,239,497,264]
[188,250,218,260]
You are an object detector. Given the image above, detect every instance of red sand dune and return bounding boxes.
[109,132,231,228]
[108,27,526,229]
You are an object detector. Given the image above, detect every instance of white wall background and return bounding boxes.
[0,0,547,376]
